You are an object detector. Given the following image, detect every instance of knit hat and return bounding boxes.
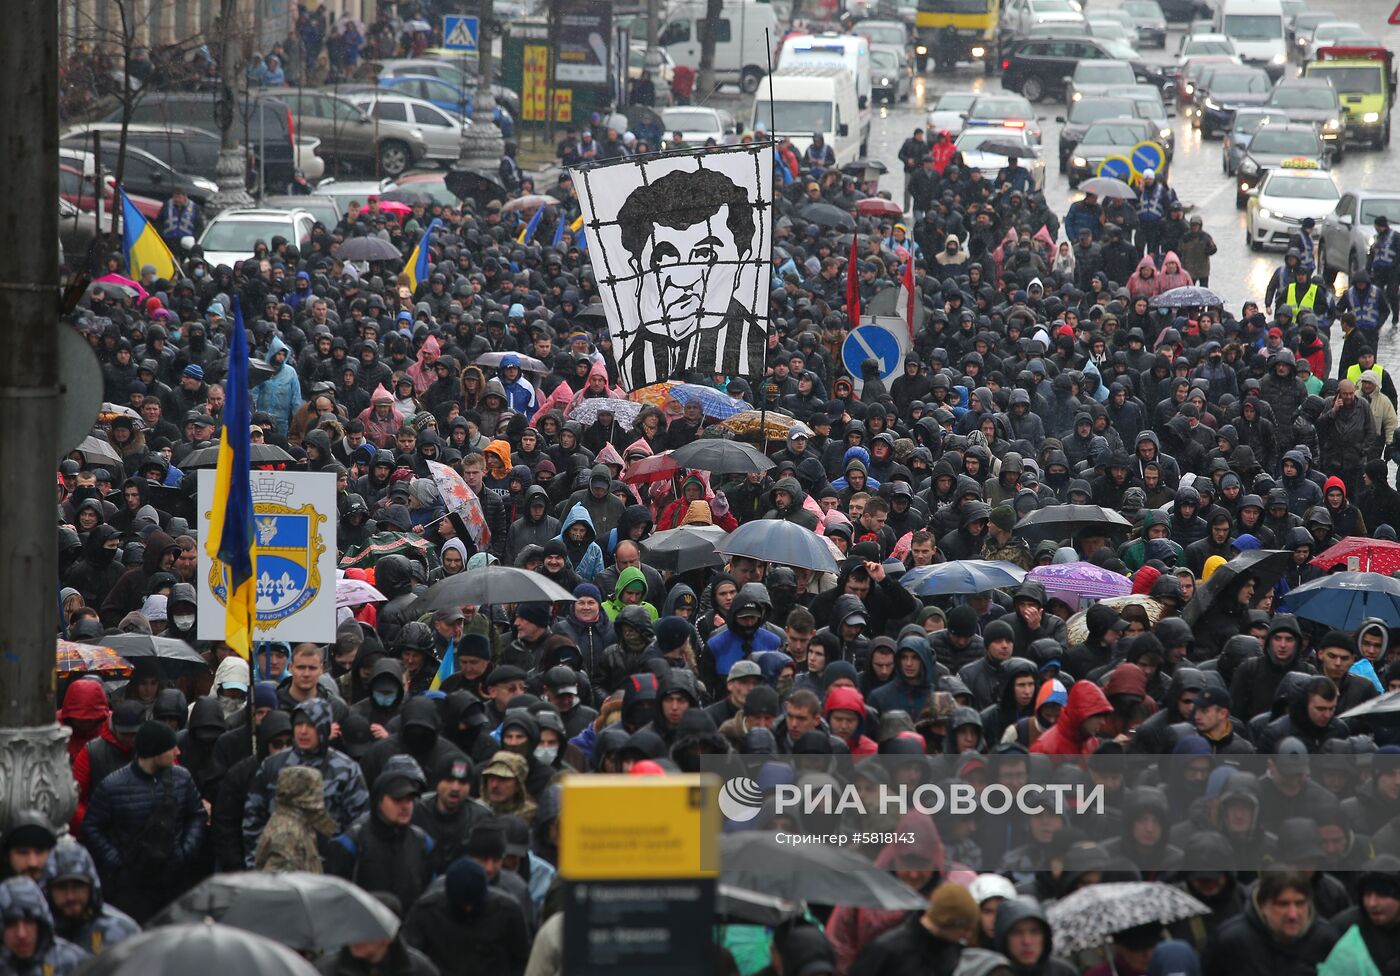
[573,582,602,602]
[989,506,1016,532]
[947,605,979,637]
[655,617,692,653]
[515,602,551,627]
[183,363,204,380]
[984,619,1014,645]
[444,857,489,913]
[925,883,979,931]
[135,720,178,758]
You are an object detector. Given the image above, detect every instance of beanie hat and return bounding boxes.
[135,720,178,758]
[573,582,602,602]
[515,602,551,627]
[925,883,979,931]
[183,363,204,380]
[254,681,279,710]
[989,506,1016,532]
[1036,679,1068,712]
[983,619,1014,645]
[947,605,979,637]
[444,857,489,914]
[464,822,508,860]
[655,617,692,653]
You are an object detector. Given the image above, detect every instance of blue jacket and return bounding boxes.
[559,504,604,582]
[80,760,207,882]
[252,336,302,434]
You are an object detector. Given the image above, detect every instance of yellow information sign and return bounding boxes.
[559,774,719,880]
[522,45,550,122]
[552,88,573,123]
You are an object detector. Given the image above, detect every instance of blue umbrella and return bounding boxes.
[1151,286,1225,308]
[1285,572,1400,630]
[716,521,839,574]
[902,560,1027,596]
[670,383,749,419]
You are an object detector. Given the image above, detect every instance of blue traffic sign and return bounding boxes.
[443,15,480,51]
[1130,141,1166,178]
[1097,155,1132,181]
[842,323,903,392]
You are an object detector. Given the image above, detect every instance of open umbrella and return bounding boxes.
[639,524,729,573]
[1182,548,1291,625]
[798,202,856,231]
[1077,177,1138,199]
[670,439,774,475]
[669,383,749,419]
[976,139,1040,158]
[1151,285,1225,308]
[444,166,507,207]
[418,565,576,610]
[1013,505,1132,540]
[501,194,558,213]
[150,873,400,952]
[624,450,680,485]
[630,381,681,411]
[842,158,889,176]
[1027,562,1132,607]
[79,922,319,976]
[335,577,386,609]
[1312,537,1400,575]
[719,411,811,443]
[902,560,1026,596]
[570,396,643,428]
[473,351,551,373]
[716,521,839,574]
[101,633,208,672]
[336,236,403,262]
[1285,572,1400,630]
[56,640,131,678]
[1066,595,1163,645]
[181,443,295,469]
[855,198,904,218]
[1341,688,1400,721]
[376,199,412,217]
[716,885,803,926]
[720,833,926,909]
[72,434,122,467]
[1047,882,1210,954]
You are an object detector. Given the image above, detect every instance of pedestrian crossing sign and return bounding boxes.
[443,15,479,51]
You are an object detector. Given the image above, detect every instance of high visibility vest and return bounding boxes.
[1347,284,1384,330]
[1347,362,1386,385]
[1286,282,1319,311]
[1375,229,1398,270]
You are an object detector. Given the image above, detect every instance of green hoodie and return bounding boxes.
[602,565,658,621]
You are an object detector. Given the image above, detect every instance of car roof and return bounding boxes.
[1076,58,1132,70]
[1262,168,1335,182]
[1256,121,1322,132]
[1274,78,1335,88]
[208,209,311,220]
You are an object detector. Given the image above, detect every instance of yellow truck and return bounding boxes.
[915,0,1000,74]
[1304,46,1396,148]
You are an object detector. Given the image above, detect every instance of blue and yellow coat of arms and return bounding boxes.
[208,478,327,629]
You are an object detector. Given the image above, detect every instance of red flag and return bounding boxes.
[845,234,861,324]
[898,257,916,342]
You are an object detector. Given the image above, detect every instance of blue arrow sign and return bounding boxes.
[443,15,480,51]
[842,324,902,389]
[1097,155,1132,181]
[1130,141,1166,178]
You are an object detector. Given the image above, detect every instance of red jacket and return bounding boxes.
[59,678,110,762]
[823,685,878,756]
[1031,680,1112,759]
[70,719,134,831]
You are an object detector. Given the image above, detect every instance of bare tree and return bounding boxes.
[697,0,725,96]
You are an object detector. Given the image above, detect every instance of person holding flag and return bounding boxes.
[845,233,861,325]
[121,188,178,283]
[517,204,547,245]
[403,217,442,294]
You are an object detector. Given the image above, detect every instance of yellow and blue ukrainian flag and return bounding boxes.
[430,640,455,691]
[517,206,545,244]
[204,298,257,659]
[121,189,178,280]
[403,217,442,292]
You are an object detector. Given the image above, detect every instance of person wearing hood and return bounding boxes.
[0,876,89,975]
[1255,674,1349,754]
[64,524,125,609]
[1104,786,1184,876]
[210,705,291,872]
[1326,855,1400,974]
[599,606,661,692]
[599,564,657,622]
[703,583,784,681]
[251,764,340,874]
[809,551,919,643]
[99,528,179,628]
[241,698,370,868]
[252,335,303,436]
[362,696,469,791]
[980,658,1040,743]
[765,476,822,531]
[869,635,938,718]
[373,554,421,647]
[176,695,229,803]
[995,896,1077,976]
[58,678,110,764]
[1201,870,1338,976]
[42,841,139,955]
[401,856,529,976]
[1230,615,1313,723]
[1007,581,1068,659]
[70,699,144,832]
[824,685,877,755]
[327,756,436,910]
[1030,680,1112,759]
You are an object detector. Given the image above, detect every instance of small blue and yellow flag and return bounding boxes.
[551,212,566,248]
[572,214,587,252]
[517,206,544,244]
[204,298,258,659]
[430,639,456,691]
[403,217,442,293]
[121,190,178,281]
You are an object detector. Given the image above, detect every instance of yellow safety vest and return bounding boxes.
[1286,282,1319,311]
[1347,362,1385,385]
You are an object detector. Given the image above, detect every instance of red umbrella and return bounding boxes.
[856,198,903,218]
[1311,537,1400,575]
[623,451,680,485]
[376,199,412,217]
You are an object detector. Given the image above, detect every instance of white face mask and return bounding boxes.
[172,614,196,631]
[534,745,558,766]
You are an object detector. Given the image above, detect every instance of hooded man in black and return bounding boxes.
[327,756,436,911]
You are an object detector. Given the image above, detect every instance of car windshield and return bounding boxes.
[1031,0,1076,12]
[1233,112,1275,134]
[1082,123,1144,145]
[1124,1,1163,18]
[1264,175,1339,200]
[934,93,978,111]
[1248,129,1320,153]
[863,25,905,44]
[957,130,1030,150]
[751,100,833,133]
[1070,99,1135,122]
[1360,198,1400,224]
[201,220,289,252]
[1102,40,1139,58]
[1315,23,1364,41]
[1186,39,1234,55]
[1211,71,1270,94]
[1076,62,1135,83]
[1308,65,1385,94]
[1270,87,1335,109]
[663,109,721,133]
[1223,14,1282,39]
[871,50,899,70]
[970,97,1029,118]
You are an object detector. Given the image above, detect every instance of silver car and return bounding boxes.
[1319,191,1400,282]
[345,92,466,164]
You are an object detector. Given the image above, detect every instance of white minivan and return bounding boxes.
[778,33,873,152]
[1215,0,1288,79]
[752,66,863,166]
[659,0,781,93]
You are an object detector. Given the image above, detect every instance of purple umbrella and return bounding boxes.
[1027,562,1131,608]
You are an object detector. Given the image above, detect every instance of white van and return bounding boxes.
[658,0,781,94]
[752,66,863,166]
[1215,0,1288,78]
[778,33,873,151]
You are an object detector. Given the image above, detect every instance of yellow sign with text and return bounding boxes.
[559,774,719,880]
[553,88,573,123]
[522,45,550,122]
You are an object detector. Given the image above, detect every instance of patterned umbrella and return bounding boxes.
[570,397,643,428]
[1028,562,1132,609]
[720,411,812,443]
[1046,882,1210,953]
[1066,595,1164,645]
[56,640,131,678]
[1311,537,1400,575]
[630,381,681,412]
[335,578,386,609]
[1151,286,1226,308]
[903,560,1026,596]
[669,384,749,419]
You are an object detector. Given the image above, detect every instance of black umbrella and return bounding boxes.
[720,832,927,909]
[101,633,208,673]
[444,166,506,206]
[639,524,728,573]
[336,236,403,262]
[716,520,840,574]
[1013,505,1133,540]
[78,922,319,976]
[73,434,122,467]
[577,303,608,325]
[716,885,803,926]
[798,202,856,232]
[670,438,774,475]
[1182,549,1291,625]
[150,873,400,952]
[976,140,1041,158]
[181,442,296,469]
[418,565,576,611]
[842,158,889,175]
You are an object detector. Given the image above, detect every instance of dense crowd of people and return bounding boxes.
[14,62,1400,976]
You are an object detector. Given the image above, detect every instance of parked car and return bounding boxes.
[58,160,161,219]
[344,92,467,166]
[280,90,430,178]
[197,208,316,267]
[1319,189,1400,282]
[376,58,521,117]
[58,136,217,204]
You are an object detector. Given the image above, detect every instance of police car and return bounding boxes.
[1244,159,1341,252]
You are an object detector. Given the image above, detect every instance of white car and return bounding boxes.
[198,209,316,267]
[1301,22,1369,63]
[344,92,467,164]
[661,106,736,146]
[628,44,677,104]
[928,91,979,133]
[311,179,397,214]
[954,129,1046,190]
[1245,164,1340,251]
[1175,32,1238,66]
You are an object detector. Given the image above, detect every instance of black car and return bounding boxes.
[107,93,298,189]
[59,137,217,205]
[1056,96,1140,171]
[1001,35,1171,103]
